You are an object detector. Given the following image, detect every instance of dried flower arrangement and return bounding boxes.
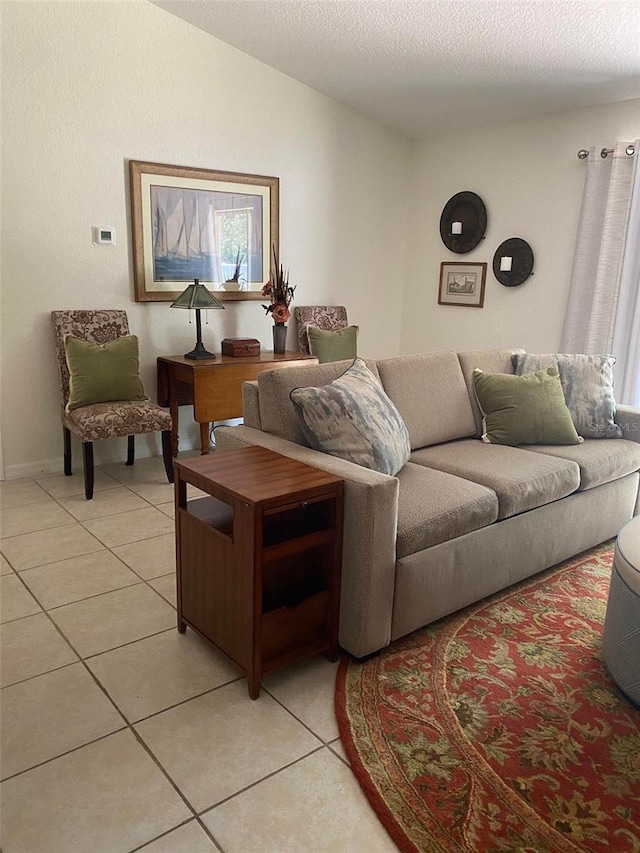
[261,246,295,324]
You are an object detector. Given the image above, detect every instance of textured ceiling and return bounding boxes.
[153,0,640,139]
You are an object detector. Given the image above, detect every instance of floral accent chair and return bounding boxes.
[294,306,349,354]
[51,310,173,499]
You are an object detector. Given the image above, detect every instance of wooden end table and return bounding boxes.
[174,446,344,699]
[157,351,318,456]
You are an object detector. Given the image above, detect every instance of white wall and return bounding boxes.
[0,0,410,476]
[401,99,640,355]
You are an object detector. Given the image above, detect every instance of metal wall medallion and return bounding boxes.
[493,238,534,287]
[439,191,487,254]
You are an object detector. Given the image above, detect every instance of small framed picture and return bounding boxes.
[438,262,487,308]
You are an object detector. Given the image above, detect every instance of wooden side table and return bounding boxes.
[157,351,318,456]
[174,446,344,698]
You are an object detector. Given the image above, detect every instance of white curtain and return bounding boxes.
[561,140,640,406]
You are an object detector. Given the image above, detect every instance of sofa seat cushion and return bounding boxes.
[396,462,499,558]
[411,439,580,519]
[522,438,640,491]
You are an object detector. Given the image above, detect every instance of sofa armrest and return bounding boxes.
[616,405,640,444]
[215,425,399,657]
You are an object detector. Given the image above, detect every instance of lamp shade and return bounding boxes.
[170,279,225,360]
[170,279,225,310]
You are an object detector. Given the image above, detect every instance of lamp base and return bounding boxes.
[184,342,216,360]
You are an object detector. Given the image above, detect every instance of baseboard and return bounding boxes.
[3,458,65,481]
[2,446,162,481]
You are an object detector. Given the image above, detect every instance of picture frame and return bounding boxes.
[438,261,487,308]
[129,160,279,302]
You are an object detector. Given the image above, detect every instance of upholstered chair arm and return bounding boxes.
[616,405,640,444]
[215,424,399,658]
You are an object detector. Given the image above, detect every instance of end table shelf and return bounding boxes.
[174,446,344,698]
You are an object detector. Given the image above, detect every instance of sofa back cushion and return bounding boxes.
[376,352,477,449]
[458,348,525,435]
[258,358,381,444]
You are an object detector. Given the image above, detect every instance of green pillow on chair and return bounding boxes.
[473,366,583,446]
[307,325,358,364]
[64,334,148,411]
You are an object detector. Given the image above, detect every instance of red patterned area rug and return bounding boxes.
[336,543,640,852]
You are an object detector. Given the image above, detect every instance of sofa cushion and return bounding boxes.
[473,366,583,446]
[411,439,580,519]
[513,352,622,439]
[376,352,477,449]
[396,463,499,558]
[290,358,411,476]
[522,438,640,491]
[458,348,525,435]
[258,358,381,444]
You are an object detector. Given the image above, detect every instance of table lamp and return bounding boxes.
[171,279,225,360]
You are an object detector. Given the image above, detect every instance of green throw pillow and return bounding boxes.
[473,366,583,446]
[290,357,411,475]
[64,334,148,411]
[307,325,358,364]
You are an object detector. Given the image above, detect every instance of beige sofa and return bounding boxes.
[216,348,640,658]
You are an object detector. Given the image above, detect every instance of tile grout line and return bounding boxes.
[197,743,327,816]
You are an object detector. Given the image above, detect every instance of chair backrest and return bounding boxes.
[294,306,348,354]
[50,310,129,408]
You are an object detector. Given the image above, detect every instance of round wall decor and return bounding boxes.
[493,238,534,287]
[439,191,487,254]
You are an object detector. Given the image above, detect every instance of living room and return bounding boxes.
[1,2,640,851]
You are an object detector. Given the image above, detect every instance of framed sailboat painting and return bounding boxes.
[129,160,279,302]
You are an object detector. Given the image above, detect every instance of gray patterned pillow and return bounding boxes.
[513,353,622,438]
[290,357,411,475]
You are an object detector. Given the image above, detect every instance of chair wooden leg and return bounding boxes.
[82,442,94,500]
[63,428,72,476]
[126,434,135,466]
[161,430,174,484]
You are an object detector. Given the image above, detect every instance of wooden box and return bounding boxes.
[221,338,261,358]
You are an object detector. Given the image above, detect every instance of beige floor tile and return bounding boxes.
[19,550,140,610]
[101,455,168,485]
[49,583,176,657]
[113,533,175,579]
[58,486,150,521]
[0,613,78,687]
[0,729,191,853]
[135,680,320,811]
[36,469,119,499]
[202,748,398,853]
[149,573,176,608]
[0,479,52,509]
[87,628,240,722]
[0,522,104,570]
[126,480,175,505]
[0,574,42,623]
[84,507,173,547]
[0,662,124,779]
[329,738,350,765]
[0,553,13,574]
[138,821,217,851]
[157,501,174,518]
[263,657,339,741]
[0,500,75,538]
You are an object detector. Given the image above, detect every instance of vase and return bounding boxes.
[273,323,287,354]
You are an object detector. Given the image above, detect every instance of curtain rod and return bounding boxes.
[577,144,635,159]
